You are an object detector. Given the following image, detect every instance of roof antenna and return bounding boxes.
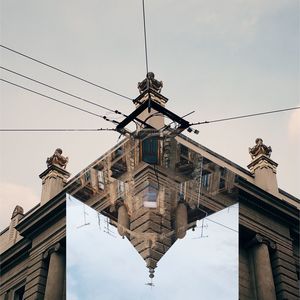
[77,204,90,229]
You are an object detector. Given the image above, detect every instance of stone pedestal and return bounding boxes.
[249,234,276,300]
[43,243,65,300]
[247,155,278,195]
[39,165,70,205]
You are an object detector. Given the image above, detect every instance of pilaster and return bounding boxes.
[43,243,65,300]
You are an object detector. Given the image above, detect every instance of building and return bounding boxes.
[0,74,299,299]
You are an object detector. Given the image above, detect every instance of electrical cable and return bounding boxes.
[0,44,133,101]
[205,218,238,233]
[190,106,300,126]
[0,128,116,132]
[0,79,120,125]
[0,66,128,117]
[142,0,149,74]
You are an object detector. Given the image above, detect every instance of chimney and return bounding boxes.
[247,138,278,195]
[40,148,70,204]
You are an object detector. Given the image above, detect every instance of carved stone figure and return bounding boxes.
[46,148,69,169]
[249,138,272,160]
[138,72,163,94]
[12,205,24,218]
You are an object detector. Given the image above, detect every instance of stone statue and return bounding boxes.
[46,148,69,169]
[12,205,24,218]
[249,138,272,160]
[138,72,163,94]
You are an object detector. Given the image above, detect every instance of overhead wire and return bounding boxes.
[142,0,149,74]
[190,106,300,126]
[0,44,133,101]
[0,66,128,117]
[0,78,120,125]
[205,218,238,233]
[0,128,116,132]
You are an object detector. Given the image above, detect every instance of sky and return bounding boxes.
[67,195,238,300]
[0,0,299,229]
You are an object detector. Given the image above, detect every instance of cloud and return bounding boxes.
[67,197,238,300]
[0,182,39,230]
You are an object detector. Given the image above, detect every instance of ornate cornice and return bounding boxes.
[39,164,70,180]
[247,155,278,174]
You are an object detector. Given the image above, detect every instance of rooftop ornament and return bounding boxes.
[138,72,163,94]
[249,138,272,160]
[46,148,69,169]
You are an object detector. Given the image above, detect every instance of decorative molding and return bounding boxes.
[246,233,276,250]
[247,155,278,174]
[39,164,70,181]
[43,242,64,260]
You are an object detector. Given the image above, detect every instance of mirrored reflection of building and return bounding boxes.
[0,76,299,300]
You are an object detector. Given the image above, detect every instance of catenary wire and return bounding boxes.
[0,79,120,125]
[0,66,128,117]
[190,106,300,126]
[142,0,149,74]
[0,44,133,101]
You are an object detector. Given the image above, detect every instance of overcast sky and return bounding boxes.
[0,0,299,229]
[67,195,238,300]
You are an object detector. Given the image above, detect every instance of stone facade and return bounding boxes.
[0,88,299,299]
[0,160,68,300]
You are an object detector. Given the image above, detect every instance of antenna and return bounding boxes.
[192,218,208,239]
[103,217,116,238]
[77,205,90,229]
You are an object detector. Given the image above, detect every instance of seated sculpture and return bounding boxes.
[46,148,68,169]
[249,138,272,160]
[138,72,163,94]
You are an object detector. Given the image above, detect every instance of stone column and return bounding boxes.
[249,234,276,300]
[43,243,65,300]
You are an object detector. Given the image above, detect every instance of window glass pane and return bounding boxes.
[140,185,158,208]
[97,171,104,190]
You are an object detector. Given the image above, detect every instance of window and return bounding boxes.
[219,167,226,189]
[141,184,158,208]
[220,167,227,177]
[84,170,91,182]
[97,170,105,190]
[141,137,159,164]
[117,180,125,198]
[180,144,189,158]
[219,178,226,189]
[202,173,211,189]
[14,285,25,300]
[113,147,123,160]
